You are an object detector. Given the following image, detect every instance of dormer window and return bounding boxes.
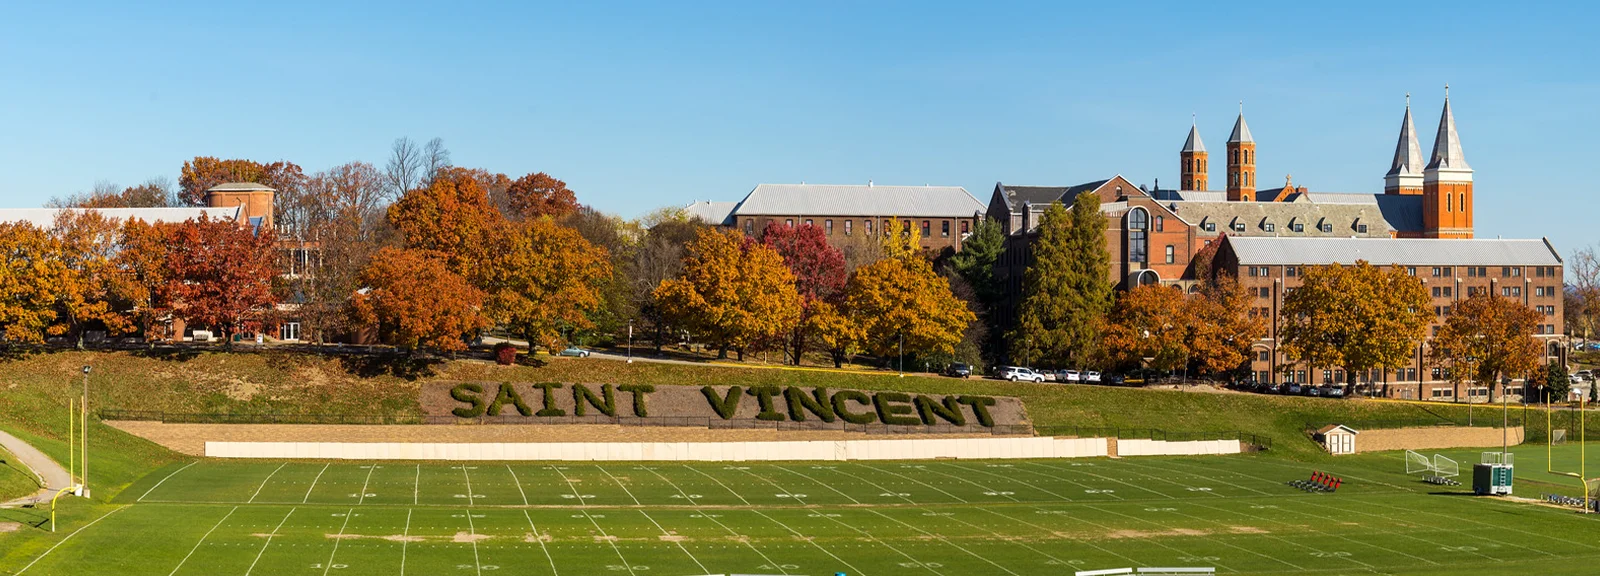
[1320,222,1332,233]
[1357,224,1369,234]
[1231,222,1246,232]
[1263,222,1275,232]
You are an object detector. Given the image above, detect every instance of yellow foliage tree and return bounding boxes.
[654,229,801,358]
[0,223,72,343]
[478,219,612,352]
[51,211,136,346]
[843,252,975,358]
[1099,284,1189,372]
[1433,292,1544,398]
[1279,261,1430,385]
[881,217,922,261]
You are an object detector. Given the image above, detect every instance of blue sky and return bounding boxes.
[1,1,1595,253]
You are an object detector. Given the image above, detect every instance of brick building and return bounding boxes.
[1214,236,1565,401]
[689,183,986,254]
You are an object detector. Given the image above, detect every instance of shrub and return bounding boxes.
[493,342,518,365]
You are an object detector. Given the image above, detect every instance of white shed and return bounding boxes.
[1316,424,1359,455]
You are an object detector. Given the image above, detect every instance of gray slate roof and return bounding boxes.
[1227,237,1561,266]
[1229,113,1254,143]
[1386,103,1425,178]
[682,201,738,226]
[1426,97,1470,172]
[733,184,983,217]
[0,207,241,229]
[1182,124,1206,153]
[998,180,1109,209]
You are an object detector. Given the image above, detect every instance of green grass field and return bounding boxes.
[4,452,1600,576]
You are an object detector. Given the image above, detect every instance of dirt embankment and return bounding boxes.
[108,421,1009,456]
[1353,426,1524,453]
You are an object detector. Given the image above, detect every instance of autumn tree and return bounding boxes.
[560,206,640,344]
[49,211,134,346]
[282,162,390,342]
[48,178,174,208]
[178,157,306,207]
[1010,192,1111,368]
[633,209,706,351]
[1100,284,1189,372]
[478,218,612,351]
[1279,261,1431,385]
[506,173,580,220]
[1570,246,1600,340]
[1187,275,1265,377]
[116,219,174,341]
[843,230,975,360]
[654,228,801,359]
[0,223,71,343]
[350,248,488,352]
[762,222,847,365]
[164,216,280,344]
[1433,292,1544,399]
[387,167,504,279]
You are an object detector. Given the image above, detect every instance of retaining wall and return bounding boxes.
[1352,426,1524,453]
[205,436,1241,461]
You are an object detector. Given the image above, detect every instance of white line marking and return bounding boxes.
[465,507,483,576]
[751,509,868,576]
[864,508,1021,576]
[947,462,1073,501]
[413,464,420,505]
[302,463,330,504]
[976,507,1141,565]
[597,465,642,505]
[915,464,1020,502]
[775,465,861,504]
[244,507,296,576]
[138,461,197,502]
[321,508,354,576]
[639,508,710,574]
[1029,461,1177,500]
[640,467,787,575]
[552,466,634,575]
[356,465,377,505]
[401,509,412,576]
[460,465,475,507]
[522,509,560,576]
[247,463,287,504]
[15,505,128,574]
[1083,504,1261,571]
[1188,499,1434,566]
[682,465,750,505]
[733,471,937,575]
[851,463,969,503]
[507,465,530,506]
[168,506,238,576]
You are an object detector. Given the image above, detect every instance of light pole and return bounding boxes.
[80,365,90,498]
[627,320,634,364]
[898,332,904,376]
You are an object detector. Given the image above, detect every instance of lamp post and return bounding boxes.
[80,365,90,498]
[627,320,634,364]
[898,332,904,376]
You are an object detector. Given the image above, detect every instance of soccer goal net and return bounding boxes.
[1406,450,1435,475]
[1433,454,1460,478]
[1553,429,1567,445]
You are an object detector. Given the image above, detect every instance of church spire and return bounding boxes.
[1227,104,1254,143]
[1384,93,1424,195]
[1182,119,1206,153]
[1225,102,1256,201]
[1422,85,1473,239]
[1426,86,1470,171]
[1179,115,1209,191]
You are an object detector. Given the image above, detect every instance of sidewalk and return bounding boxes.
[0,429,72,508]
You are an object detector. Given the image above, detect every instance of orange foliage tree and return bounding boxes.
[116,219,175,340]
[506,173,579,220]
[164,216,280,343]
[1100,284,1189,372]
[1187,276,1266,377]
[654,229,801,359]
[0,223,72,343]
[1433,292,1544,396]
[50,211,135,345]
[842,240,974,359]
[387,167,503,279]
[1279,261,1431,384]
[350,248,488,351]
[178,157,306,206]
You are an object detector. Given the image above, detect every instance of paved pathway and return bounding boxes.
[0,429,72,507]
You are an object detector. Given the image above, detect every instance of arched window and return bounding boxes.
[1460,193,1466,212]
[1447,194,1453,212]
[1155,215,1164,232]
[1128,208,1149,263]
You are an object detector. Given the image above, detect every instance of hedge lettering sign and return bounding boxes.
[433,382,1020,428]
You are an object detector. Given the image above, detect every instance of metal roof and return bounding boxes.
[1228,113,1254,143]
[0,207,241,229]
[1225,237,1560,266]
[733,184,983,217]
[1182,124,1206,153]
[206,182,277,192]
[1386,102,1425,178]
[682,201,739,226]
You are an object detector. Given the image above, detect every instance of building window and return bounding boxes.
[1286,266,1297,277]
[785,219,794,227]
[1447,194,1453,212]
[803,219,813,227]
[1164,245,1175,264]
[1432,287,1441,298]
[1320,223,1332,233]
[1258,286,1271,298]
[1263,223,1275,232]
[1257,350,1270,362]
[1406,267,1416,276]
[960,221,969,235]
[1203,222,1216,232]
[1443,287,1452,297]
[941,221,950,238]
[1232,222,1246,232]
[921,220,931,238]
[843,220,852,236]
[1357,224,1368,233]
[744,220,754,235]
[279,322,301,342]
[1128,208,1149,264]
[864,220,873,236]
[1432,267,1441,277]
[1155,216,1164,232]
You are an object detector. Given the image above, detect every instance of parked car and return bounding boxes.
[1323,386,1346,398]
[1102,373,1126,386]
[1057,369,1082,382]
[558,347,592,357]
[1287,384,1303,395]
[1084,371,1102,383]
[1572,374,1585,385]
[943,363,972,378]
[1000,367,1046,383]
[1577,370,1594,382]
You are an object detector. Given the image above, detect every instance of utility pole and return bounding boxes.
[80,365,90,498]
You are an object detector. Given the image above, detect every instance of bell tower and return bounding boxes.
[1384,94,1425,195]
[1422,86,1473,238]
[1180,117,1208,191]
[1226,105,1256,201]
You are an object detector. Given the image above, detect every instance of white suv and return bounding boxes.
[1000,367,1045,382]
[1084,371,1102,383]
[1057,369,1081,382]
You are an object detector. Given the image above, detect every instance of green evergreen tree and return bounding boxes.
[947,217,1005,306]
[1009,202,1073,367]
[1064,191,1112,366]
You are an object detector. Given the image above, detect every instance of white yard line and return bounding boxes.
[1005,461,1126,500]
[507,465,530,506]
[946,462,1074,501]
[247,463,287,504]
[750,509,868,576]
[639,509,710,574]
[849,463,969,503]
[1296,499,1508,562]
[1122,459,1273,496]
[1081,504,1266,572]
[15,505,128,575]
[465,508,483,576]
[168,506,239,576]
[596,465,643,505]
[138,461,197,502]
[1028,461,1176,500]
[321,508,355,576]
[356,465,377,505]
[863,508,1022,576]
[1166,504,1370,570]
[302,463,331,504]
[522,509,560,576]
[640,467,787,575]
[815,465,917,503]
[551,466,634,575]
[1186,500,1437,567]
[682,465,751,506]
[244,507,296,576]
[413,464,420,506]
[914,464,1021,502]
[975,507,1141,565]
[735,472,941,576]
[460,465,476,507]
[774,465,861,504]
[401,509,412,576]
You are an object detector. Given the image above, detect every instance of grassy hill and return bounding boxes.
[0,349,1586,464]
[0,444,40,502]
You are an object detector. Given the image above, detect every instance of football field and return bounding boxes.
[8,454,1600,576]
